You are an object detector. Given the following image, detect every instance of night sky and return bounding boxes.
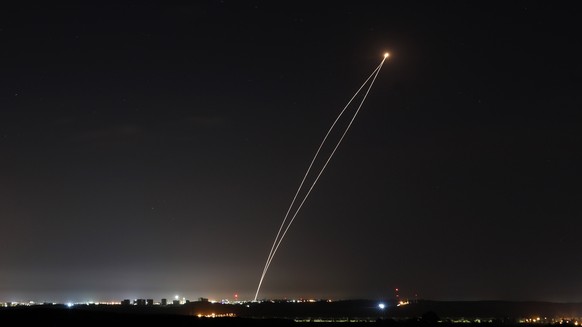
[1,2,581,303]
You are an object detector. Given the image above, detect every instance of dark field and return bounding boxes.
[2,300,580,327]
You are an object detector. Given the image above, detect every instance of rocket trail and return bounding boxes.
[258,62,383,282]
[254,54,389,302]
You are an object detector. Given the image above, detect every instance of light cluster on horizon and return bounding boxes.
[0,297,336,308]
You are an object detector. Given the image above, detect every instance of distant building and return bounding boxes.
[172,300,180,305]
[161,298,167,306]
[135,299,146,306]
[198,297,209,302]
[146,299,153,306]
[121,299,131,306]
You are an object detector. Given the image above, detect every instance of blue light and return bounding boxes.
[378,303,386,310]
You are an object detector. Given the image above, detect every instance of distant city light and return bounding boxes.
[66,303,73,308]
[378,303,386,310]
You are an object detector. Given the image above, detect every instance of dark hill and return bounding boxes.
[2,300,582,326]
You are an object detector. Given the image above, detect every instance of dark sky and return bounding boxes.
[1,2,581,303]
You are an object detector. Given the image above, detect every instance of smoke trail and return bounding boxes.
[254,55,388,301]
[256,62,383,284]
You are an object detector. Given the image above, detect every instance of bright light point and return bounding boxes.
[378,303,386,309]
[384,52,390,58]
[175,295,179,300]
[66,303,73,308]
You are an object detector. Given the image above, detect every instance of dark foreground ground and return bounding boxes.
[0,306,561,327]
[1,300,578,326]
[1,306,292,327]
